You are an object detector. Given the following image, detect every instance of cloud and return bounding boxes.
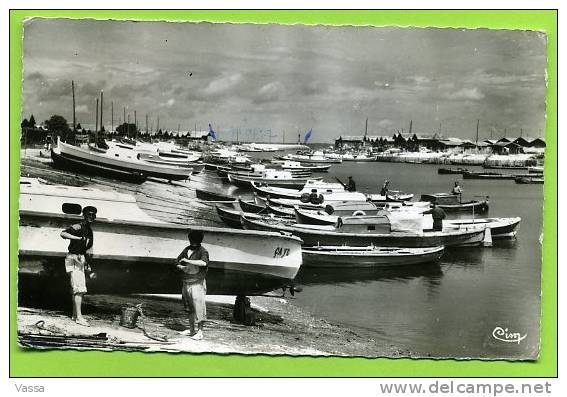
[252,81,285,104]
[445,87,485,101]
[202,73,243,96]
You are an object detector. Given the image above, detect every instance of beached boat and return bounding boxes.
[18,180,303,297]
[515,177,544,184]
[55,139,193,181]
[420,193,489,213]
[195,189,235,202]
[215,205,292,229]
[227,169,321,189]
[241,215,486,248]
[51,148,147,184]
[266,192,369,209]
[302,245,445,268]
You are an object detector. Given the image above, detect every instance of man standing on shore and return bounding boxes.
[176,230,209,340]
[60,206,96,326]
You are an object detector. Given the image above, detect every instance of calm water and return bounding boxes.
[136,154,543,359]
[292,161,543,359]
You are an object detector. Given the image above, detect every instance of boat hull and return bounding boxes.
[51,149,147,184]
[19,212,303,296]
[241,216,485,248]
[302,246,444,267]
[195,189,234,202]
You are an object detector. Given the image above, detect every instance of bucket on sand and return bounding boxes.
[119,305,142,329]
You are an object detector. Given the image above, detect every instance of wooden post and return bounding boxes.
[95,98,99,133]
[146,114,148,136]
[100,91,104,134]
[157,117,160,133]
[475,119,479,145]
[134,110,137,139]
[409,120,412,135]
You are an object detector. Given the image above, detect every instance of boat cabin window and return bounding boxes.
[62,203,82,215]
[368,225,376,231]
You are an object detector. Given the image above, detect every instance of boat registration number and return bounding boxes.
[273,247,290,258]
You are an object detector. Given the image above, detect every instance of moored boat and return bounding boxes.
[462,171,516,180]
[420,193,489,213]
[440,217,521,239]
[241,215,486,248]
[515,176,544,184]
[251,180,345,199]
[195,189,235,202]
[228,169,321,189]
[437,167,469,175]
[302,245,445,267]
[215,205,292,229]
[19,180,303,297]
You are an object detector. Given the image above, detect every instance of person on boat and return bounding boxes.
[60,206,96,327]
[380,180,390,197]
[346,176,356,192]
[176,230,210,340]
[451,181,463,196]
[424,203,446,231]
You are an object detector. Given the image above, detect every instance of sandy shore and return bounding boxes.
[18,293,402,357]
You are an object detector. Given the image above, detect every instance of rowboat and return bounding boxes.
[441,217,521,239]
[251,180,345,199]
[515,177,544,184]
[340,153,378,162]
[195,189,235,202]
[462,171,516,180]
[19,180,303,297]
[271,160,332,173]
[295,203,381,225]
[241,215,486,248]
[266,192,369,209]
[302,245,444,268]
[215,205,292,229]
[420,193,489,213]
[227,170,321,189]
[55,139,193,181]
[282,152,342,164]
[366,192,414,203]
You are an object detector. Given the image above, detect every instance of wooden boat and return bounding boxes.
[340,153,378,162]
[527,166,544,174]
[241,215,486,248]
[302,245,445,268]
[271,160,332,173]
[294,203,381,225]
[55,140,193,181]
[18,180,303,297]
[462,171,516,180]
[515,176,544,184]
[283,153,342,164]
[420,193,489,213]
[251,180,345,199]
[227,170,321,189]
[441,217,521,239]
[366,192,414,203]
[238,198,267,214]
[195,189,235,202]
[215,205,292,229]
[267,192,369,209]
[437,167,469,175]
[51,148,147,184]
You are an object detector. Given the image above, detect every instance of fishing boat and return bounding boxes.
[54,139,193,181]
[18,179,303,297]
[195,189,235,202]
[420,193,489,213]
[51,147,147,184]
[462,171,517,180]
[302,245,445,268]
[251,180,345,199]
[440,217,521,239]
[227,169,321,189]
[266,192,369,209]
[229,163,312,178]
[283,151,343,164]
[437,167,469,175]
[294,203,380,225]
[215,205,292,229]
[366,192,414,203]
[271,160,332,173]
[340,153,378,162]
[238,198,267,214]
[515,176,544,184]
[241,215,486,248]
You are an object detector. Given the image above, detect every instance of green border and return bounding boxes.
[9,10,557,377]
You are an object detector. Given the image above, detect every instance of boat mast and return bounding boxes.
[146,114,148,136]
[71,80,76,131]
[475,119,479,145]
[100,91,104,134]
[95,98,99,142]
[134,110,137,140]
[111,101,114,134]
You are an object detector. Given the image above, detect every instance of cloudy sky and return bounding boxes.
[22,19,547,143]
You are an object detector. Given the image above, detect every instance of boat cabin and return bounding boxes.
[335,215,391,233]
[324,201,378,215]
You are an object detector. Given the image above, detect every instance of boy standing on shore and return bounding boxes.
[176,230,209,340]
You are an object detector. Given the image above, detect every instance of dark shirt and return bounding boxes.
[176,245,210,283]
[64,222,93,255]
[346,180,356,192]
[380,187,389,196]
[424,206,447,221]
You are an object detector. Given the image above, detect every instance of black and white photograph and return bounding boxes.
[18,19,546,359]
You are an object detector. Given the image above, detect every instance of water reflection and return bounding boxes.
[295,262,443,287]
